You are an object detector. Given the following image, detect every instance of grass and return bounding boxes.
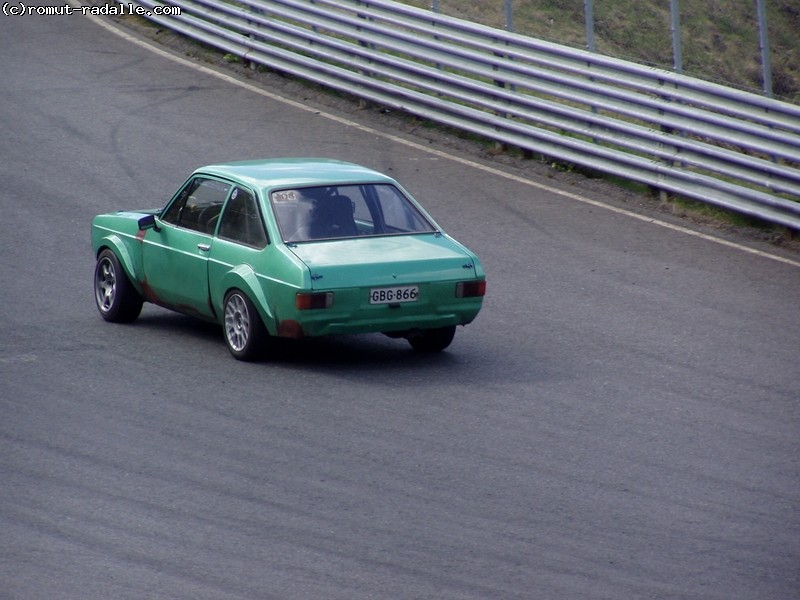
[398,0,799,103]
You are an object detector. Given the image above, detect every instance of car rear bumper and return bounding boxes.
[274,284,483,338]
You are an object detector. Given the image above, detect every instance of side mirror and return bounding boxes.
[138,214,160,232]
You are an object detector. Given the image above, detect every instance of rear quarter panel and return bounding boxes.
[207,240,310,335]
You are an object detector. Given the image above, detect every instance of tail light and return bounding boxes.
[296,292,334,310]
[456,280,486,298]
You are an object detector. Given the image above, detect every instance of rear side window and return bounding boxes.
[217,187,268,249]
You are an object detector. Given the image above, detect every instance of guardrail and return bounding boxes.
[133,0,800,230]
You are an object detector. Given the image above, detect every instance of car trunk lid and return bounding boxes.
[288,234,475,290]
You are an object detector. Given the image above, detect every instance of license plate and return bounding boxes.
[369,285,419,304]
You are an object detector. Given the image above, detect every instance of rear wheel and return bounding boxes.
[94,249,143,323]
[408,325,456,352]
[223,290,268,361]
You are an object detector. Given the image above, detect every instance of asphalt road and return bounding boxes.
[1,9,799,600]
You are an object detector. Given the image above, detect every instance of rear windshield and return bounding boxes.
[270,183,437,243]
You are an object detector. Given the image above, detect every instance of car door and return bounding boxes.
[141,176,231,318]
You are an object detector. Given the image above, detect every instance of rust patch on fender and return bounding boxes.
[277,320,305,339]
[139,279,159,304]
[136,229,147,242]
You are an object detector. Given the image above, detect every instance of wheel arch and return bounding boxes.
[213,265,276,335]
[95,235,143,295]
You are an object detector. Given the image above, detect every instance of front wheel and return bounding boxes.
[408,325,456,352]
[94,249,143,323]
[223,290,268,361]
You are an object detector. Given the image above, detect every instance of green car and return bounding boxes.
[91,158,486,360]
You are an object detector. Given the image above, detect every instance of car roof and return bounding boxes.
[195,158,397,192]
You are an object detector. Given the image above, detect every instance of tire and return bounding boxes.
[94,249,143,323]
[223,289,268,361]
[408,325,457,352]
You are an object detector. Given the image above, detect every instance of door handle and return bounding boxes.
[197,243,211,252]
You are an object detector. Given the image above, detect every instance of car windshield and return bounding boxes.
[270,183,437,243]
